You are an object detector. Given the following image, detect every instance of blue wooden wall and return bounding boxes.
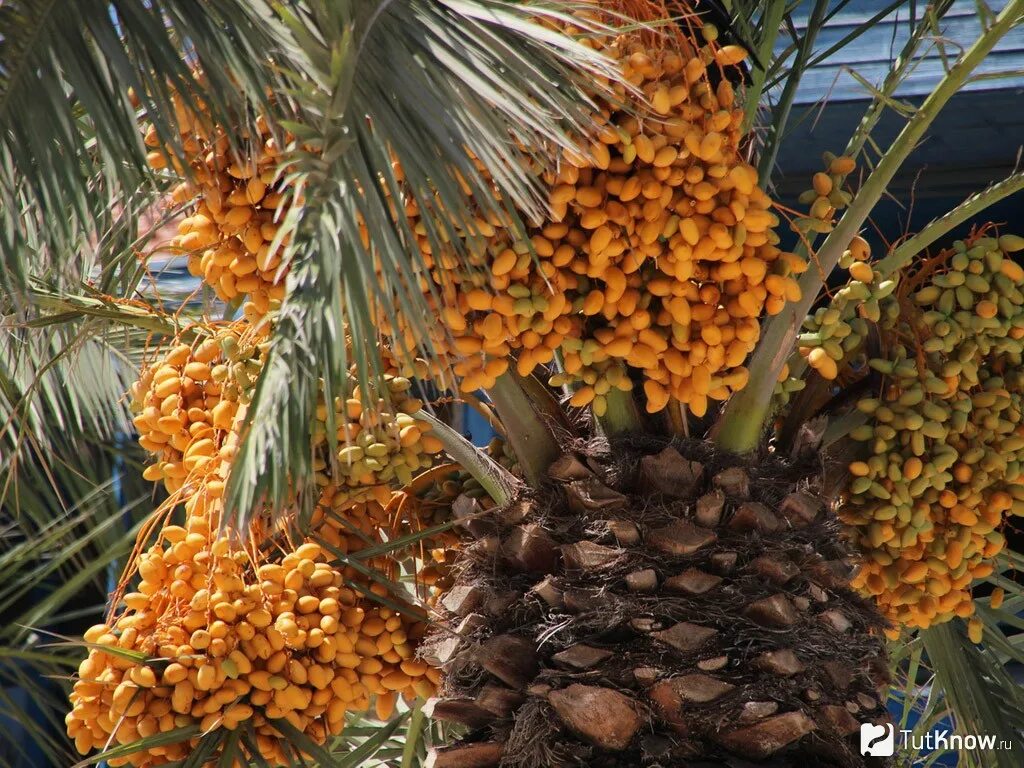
[769,0,1024,245]
[782,0,1024,103]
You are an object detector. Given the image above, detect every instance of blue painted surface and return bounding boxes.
[890,691,959,767]
[462,397,498,447]
[780,0,1024,103]
[764,2,1024,257]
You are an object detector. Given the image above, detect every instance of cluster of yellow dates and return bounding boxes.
[130,328,261,494]
[79,328,450,764]
[395,18,804,416]
[147,97,287,324]
[152,9,802,419]
[131,327,442,504]
[66,486,437,766]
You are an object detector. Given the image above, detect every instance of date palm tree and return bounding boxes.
[4,1,1024,767]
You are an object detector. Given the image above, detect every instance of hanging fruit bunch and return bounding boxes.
[130,324,265,495]
[541,16,805,418]
[142,6,805,423]
[66,485,438,766]
[145,91,289,322]
[280,495,441,725]
[74,310,456,765]
[376,155,548,393]
[131,322,443,497]
[792,152,859,237]
[771,230,870,415]
[308,481,450,606]
[796,233,879,383]
[799,230,1024,632]
[389,5,804,418]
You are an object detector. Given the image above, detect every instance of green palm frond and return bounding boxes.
[1,324,135,462]
[918,620,1024,768]
[887,636,954,766]
[1,137,205,461]
[225,0,622,523]
[0,230,160,764]
[0,0,296,296]
[1,248,167,768]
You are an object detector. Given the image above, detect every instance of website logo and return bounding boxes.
[861,722,895,756]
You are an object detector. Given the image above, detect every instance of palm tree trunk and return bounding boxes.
[425,439,890,767]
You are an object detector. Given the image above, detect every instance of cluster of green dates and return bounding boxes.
[804,232,1024,629]
[211,334,266,406]
[311,374,444,497]
[775,235,895,402]
[802,257,899,381]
